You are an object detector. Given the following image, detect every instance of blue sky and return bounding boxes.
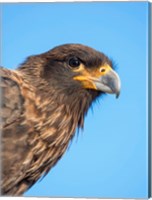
[1,2,150,198]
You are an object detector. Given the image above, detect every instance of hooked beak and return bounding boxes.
[93,68,121,98]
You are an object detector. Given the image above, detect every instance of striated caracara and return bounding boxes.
[0,44,121,196]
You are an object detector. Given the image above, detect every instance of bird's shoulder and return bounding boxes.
[0,67,25,128]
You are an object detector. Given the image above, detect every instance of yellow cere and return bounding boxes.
[99,64,112,76]
[73,63,112,90]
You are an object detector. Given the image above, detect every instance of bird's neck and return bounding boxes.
[38,86,94,130]
[25,84,94,165]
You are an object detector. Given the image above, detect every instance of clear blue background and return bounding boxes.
[1,2,149,198]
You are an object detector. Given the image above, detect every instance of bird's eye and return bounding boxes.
[68,58,80,68]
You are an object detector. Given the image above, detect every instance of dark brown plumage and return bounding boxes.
[0,44,121,196]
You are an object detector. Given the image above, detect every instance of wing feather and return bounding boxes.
[0,68,32,195]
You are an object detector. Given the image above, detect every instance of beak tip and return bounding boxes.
[116,91,120,99]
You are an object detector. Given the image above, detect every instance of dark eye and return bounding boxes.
[68,57,80,68]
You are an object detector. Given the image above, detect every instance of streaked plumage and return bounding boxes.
[0,44,121,195]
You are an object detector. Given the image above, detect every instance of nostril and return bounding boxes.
[100,68,106,73]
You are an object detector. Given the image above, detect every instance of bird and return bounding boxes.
[0,43,121,196]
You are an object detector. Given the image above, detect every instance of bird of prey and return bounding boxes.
[0,44,121,196]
